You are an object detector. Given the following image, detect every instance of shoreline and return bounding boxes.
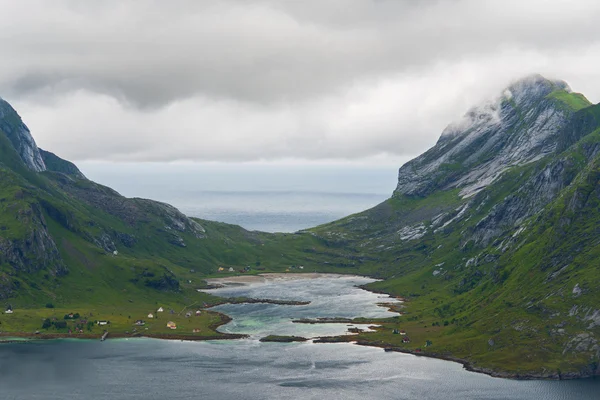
[311,335,597,381]
[208,297,311,307]
[203,272,352,287]
[203,273,598,381]
[2,272,595,380]
[0,310,247,343]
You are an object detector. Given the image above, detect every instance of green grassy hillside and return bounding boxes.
[1,78,599,377]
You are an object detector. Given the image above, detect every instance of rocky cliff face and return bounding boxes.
[0,95,212,297]
[313,75,600,377]
[0,97,46,172]
[394,75,590,198]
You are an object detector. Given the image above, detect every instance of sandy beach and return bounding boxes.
[204,273,347,287]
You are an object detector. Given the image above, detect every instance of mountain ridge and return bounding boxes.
[0,74,599,378]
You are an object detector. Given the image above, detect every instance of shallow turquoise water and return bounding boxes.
[1,275,598,399]
[206,274,400,338]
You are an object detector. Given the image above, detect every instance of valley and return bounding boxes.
[1,75,600,379]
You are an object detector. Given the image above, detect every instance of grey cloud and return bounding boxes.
[1,0,600,162]
[2,0,599,106]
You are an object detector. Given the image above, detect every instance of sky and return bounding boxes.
[1,0,600,168]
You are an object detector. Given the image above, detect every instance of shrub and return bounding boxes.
[45,303,54,308]
[54,321,67,329]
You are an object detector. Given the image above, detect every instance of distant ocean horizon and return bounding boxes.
[78,163,397,232]
[174,190,389,232]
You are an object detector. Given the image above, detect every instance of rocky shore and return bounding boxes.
[211,297,310,307]
[259,335,308,343]
[310,335,598,380]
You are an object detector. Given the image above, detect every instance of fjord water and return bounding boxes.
[204,274,401,338]
[1,275,598,400]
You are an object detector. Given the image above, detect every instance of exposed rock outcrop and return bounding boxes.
[394,75,588,199]
[0,97,46,172]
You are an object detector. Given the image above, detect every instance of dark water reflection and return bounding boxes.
[0,339,598,400]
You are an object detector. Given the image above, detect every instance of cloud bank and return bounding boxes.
[2,0,600,163]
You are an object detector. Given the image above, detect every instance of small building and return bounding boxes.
[218,267,224,272]
[148,313,154,319]
[192,328,200,333]
[298,266,304,270]
[166,321,177,330]
[185,311,193,318]
[135,320,145,326]
[402,337,410,343]
[4,309,13,314]
[195,310,201,316]
[228,267,234,272]
[113,250,118,256]
[400,330,406,335]
[157,307,164,313]
[392,329,400,334]
[97,320,109,326]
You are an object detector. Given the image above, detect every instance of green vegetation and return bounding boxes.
[1,78,600,378]
[546,90,591,112]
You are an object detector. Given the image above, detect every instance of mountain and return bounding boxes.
[0,101,322,306]
[0,74,599,377]
[0,97,46,172]
[311,75,600,377]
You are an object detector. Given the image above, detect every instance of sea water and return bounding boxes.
[1,275,598,400]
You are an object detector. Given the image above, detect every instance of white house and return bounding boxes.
[228,267,234,272]
[148,313,154,319]
[113,250,118,256]
[97,320,109,326]
[157,307,164,312]
[4,309,13,314]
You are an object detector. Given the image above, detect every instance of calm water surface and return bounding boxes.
[0,275,598,399]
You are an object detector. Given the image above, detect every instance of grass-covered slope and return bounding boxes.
[303,91,600,378]
[1,76,600,377]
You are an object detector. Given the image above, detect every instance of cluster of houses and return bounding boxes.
[147,307,164,319]
[217,266,252,273]
[135,306,203,331]
[185,310,202,318]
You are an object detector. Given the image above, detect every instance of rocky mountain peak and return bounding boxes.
[505,74,570,106]
[395,75,587,199]
[440,75,569,141]
[0,97,46,172]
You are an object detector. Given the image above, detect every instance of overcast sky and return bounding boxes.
[2,0,600,165]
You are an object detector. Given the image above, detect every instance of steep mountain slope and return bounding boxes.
[1,75,599,377]
[310,75,600,377]
[0,97,46,172]
[0,105,325,306]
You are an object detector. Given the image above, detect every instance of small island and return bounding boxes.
[259,335,309,343]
